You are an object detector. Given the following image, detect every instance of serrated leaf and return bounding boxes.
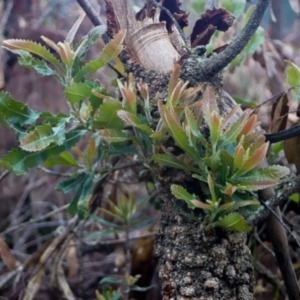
[215,213,251,232]
[16,50,62,80]
[56,173,89,193]
[0,91,40,127]
[159,102,200,162]
[93,99,123,129]
[235,165,290,190]
[184,107,208,146]
[152,154,193,173]
[0,130,86,175]
[171,184,196,209]
[98,129,129,143]
[117,110,153,134]
[3,39,64,72]
[20,121,66,151]
[234,143,269,176]
[65,82,93,104]
[75,29,126,81]
[221,111,249,146]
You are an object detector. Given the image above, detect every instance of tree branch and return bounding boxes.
[76,0,103,27]
[201,0,270,76]
[251,175,300,225]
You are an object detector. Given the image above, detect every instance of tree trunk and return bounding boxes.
[100,0,290,299]
[157,186,255,300]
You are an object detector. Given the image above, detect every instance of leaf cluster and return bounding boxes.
[0,19,128,219]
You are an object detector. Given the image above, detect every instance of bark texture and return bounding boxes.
[156,182,255,300]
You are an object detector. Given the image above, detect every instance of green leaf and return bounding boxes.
[92,99,123,129]
[0,129,86,175]
[152,154,193,173]
[233,165,290,190]
[184,107,208,146]
[16,50,62,81]
[64,82,93,104]
[76,172,94,219]
[56,172,89,193]
[75,29,126,81]
[215,213,251,232]
[20,121,66,151]
[44,151,80,168]
[220,111,249,147]
[171,184,196,209]
[243,26,264,56]
[289,193,300,203]
[159,102,200,162]
[0,91,40,127]
[3,39,64,72]
[221,0,246,19]
[102,144,137,156]
[73,25,107,65]
[98,129,129,143]
[117,110,153,134]
[286,60,300,99]
[191,0,205,14]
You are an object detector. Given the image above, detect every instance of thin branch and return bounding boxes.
[0,170,9,183]
[258,198,300,249]
[37,166,73,177]
[251,175,300,225]
[256,181,300,300]
[76,0,103,26]
[1,204,69,235]
[201,0,270,76]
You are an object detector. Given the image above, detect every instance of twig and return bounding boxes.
[1,204,68,235]
[0,170,9,183]
[37,166,73,177]
[257,182,300,300]
[254,227,275,257]
[251,175,300,225]
[258,198,300,249]
[200,0,270,77]
[149,0,187,45]
[83,231,155,246]
[0,1,13,34]
[76,0,103,26]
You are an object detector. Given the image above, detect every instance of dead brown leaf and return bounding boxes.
[191,7,234,47]
[271,92,289,133]
[0,236,17,270]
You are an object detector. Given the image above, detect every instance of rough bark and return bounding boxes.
[156,184,255,300]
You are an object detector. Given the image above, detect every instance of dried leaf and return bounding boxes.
[23,267,45,300]
[271,92,289,133]
[0,236,17,270]
[66,239,78,278]
[191,7,234,48]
